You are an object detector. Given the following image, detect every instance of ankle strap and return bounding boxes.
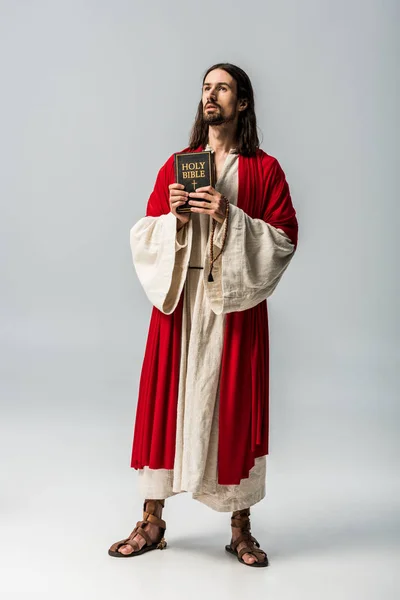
[231,508,250,529]
[141,499,166,530]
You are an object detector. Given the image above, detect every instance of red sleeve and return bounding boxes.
[263,158,298,248]
[145,154,175,217]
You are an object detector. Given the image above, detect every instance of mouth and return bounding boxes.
[206,105,218,109]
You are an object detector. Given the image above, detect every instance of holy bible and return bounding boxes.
[174,150,215,213]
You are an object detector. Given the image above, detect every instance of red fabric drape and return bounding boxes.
[130,146,298,484]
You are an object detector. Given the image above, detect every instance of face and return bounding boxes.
[202,68,246,126]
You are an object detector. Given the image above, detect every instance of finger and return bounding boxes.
[188,200,213,208]
[188,192,212,200]
[169,183,185,190]
[194,185,214,193]
[170,199,188,206]
[190,207,217,215]
[171,188,189,196]
[170,197,188,204]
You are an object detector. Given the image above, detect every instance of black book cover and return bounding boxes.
[174,150,215,213]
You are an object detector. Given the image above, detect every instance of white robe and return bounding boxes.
[130,146,295,511]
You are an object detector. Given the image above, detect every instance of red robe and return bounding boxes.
[130,145,298,485]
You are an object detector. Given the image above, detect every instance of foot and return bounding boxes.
[117,522,162,555]
[231,509,267,565]
[231,528,266,565]
[115,499,164,556]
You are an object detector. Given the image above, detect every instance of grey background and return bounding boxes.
[1,0,399,598]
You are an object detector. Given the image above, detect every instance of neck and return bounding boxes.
[207,122,238,154]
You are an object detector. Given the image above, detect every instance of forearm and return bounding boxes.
[130,213,192,314]
[204,204,296,314]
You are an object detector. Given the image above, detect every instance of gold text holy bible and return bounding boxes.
[174,150,215,213]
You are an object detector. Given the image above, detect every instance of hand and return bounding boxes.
[169,183,191,227]
[188,186,228,224]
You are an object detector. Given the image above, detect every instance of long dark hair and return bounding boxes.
[188,63,260,157]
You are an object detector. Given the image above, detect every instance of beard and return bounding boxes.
[202,105,236,126]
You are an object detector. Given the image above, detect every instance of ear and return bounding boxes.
[238,98,248,111]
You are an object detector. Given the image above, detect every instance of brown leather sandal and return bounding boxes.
[108,499,167,558]
[225,508,269,568]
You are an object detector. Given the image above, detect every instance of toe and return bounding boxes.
[119,544,134,555]
[242,552,256,564]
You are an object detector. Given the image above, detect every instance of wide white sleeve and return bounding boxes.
[203,204,295,314]
[130,212,193,314]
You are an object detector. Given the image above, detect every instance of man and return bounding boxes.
[108,63,298,567]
